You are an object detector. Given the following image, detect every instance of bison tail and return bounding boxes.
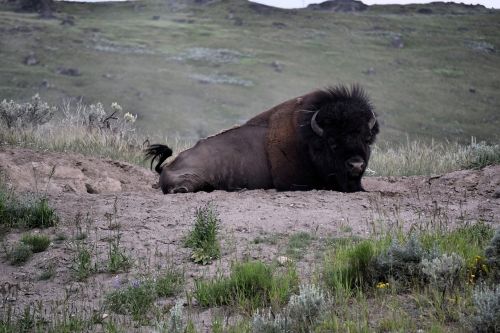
[144,144,173,174]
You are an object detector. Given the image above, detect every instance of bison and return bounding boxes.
[145,84,379,193]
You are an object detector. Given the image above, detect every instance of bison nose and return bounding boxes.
[346,157,365,176]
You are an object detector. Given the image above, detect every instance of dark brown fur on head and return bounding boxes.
[299,85,379,192]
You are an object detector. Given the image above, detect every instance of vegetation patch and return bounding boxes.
[194,260,298,312]
[106,267,184,323]
[20,233,51,253]
[7,242,33,265]
[286,232,313,260]
[0,181,58,231]
[185,204,221,265]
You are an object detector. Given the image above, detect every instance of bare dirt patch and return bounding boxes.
[0,146,499,330]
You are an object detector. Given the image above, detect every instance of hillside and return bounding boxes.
[0,0,499,143]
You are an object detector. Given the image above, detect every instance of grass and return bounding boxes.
[0,181,58,230]
[7,242,32,265]
[20,233,51,253]
[70,240,96,281]
[107,233,131,274]
[185,204,221,265]
[155,267,184,298]
[194,260,299,313]
[369,138,500,176]
[286,231,313,260]
[105,279,157,323]
[105,267,184,322]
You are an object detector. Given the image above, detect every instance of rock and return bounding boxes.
[467,41,495,54]
[41,79,54,89]
[277,256,292,266]
[363,67,376,75]
[271,61,284,73]
[102,73,115,80]
[390,36,404,49]
[60,16,75,26]
[469,87,476,94]
[56,67,81,76]
[272,22,287,29]
[24,52,39,66]
[85,183,98,194]
[85,177,122,194]
[152,15,160,20]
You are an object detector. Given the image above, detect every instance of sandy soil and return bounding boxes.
[0,146,499,330]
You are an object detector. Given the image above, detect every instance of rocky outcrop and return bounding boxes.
[307,0,368,12]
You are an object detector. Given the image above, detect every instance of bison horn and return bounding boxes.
[310,111,324,137]
[368,111,376,130]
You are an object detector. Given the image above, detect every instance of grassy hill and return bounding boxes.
[0,0,499,144]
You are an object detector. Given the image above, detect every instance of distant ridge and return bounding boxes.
[307,0,368,12]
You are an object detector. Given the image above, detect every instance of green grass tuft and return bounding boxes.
[194,260,298,312]
[286,232,313,260]
[155,268,184,298]
[8,243,33,265]
[105,280,157,323]
[0,180,58,231]
[21,233,51,253]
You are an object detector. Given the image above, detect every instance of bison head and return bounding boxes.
[302,85,379,192]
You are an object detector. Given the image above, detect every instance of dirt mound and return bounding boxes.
[0,147,499,331]
[0,147,156,194]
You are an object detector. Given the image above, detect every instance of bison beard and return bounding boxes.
[145,84,379,193]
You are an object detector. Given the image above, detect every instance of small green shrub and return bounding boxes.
[21,234,51,253]
[105,279,156,322]
[195,261,298,311]
[155,268,184,298]
[185,204,221,264]
[38,264,55,281]
[107,234,131,273]
[472,284,500,333]
[8,243,33,265]
[71,241,96,281]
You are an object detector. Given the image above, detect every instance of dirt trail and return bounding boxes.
[0,146,499,330]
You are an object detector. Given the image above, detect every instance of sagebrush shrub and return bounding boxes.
[485,229,500,283]
[374,236,429,285]
[251,284,327,333]
[0,94,55,129]
[472,284,500,333]
[421,253,465,292]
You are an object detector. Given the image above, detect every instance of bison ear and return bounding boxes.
[310,111,324,137]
